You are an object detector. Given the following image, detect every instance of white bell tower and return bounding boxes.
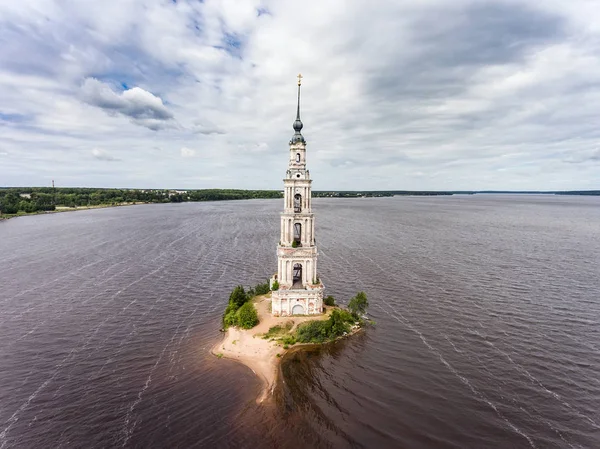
[271,75,324,316]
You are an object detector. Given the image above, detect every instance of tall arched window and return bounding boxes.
[296,153,301,163]
[294,223,301,245]
[294,194,301,212]
[292,263,303,288]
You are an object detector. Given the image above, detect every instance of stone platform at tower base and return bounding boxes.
[270,277,324,317]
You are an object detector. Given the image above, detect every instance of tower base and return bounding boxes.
[271,280,324,317]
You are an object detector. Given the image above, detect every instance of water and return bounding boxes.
[1,195,599,448]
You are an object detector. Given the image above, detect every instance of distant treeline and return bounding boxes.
[312,191,455,197]
[1,187,598,216]
[0,188,282,215]
[554,191,600,196]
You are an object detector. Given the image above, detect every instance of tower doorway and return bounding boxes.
[292,304,305,315]
[292,263,303,288]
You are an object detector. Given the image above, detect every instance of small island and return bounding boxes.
[212,283,368,403]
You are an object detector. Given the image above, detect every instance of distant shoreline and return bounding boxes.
[0,202,145,220]
[2,188,598,220]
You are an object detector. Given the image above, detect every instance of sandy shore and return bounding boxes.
[211,293,330,403]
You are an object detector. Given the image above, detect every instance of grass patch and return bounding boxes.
[295,309,359,344]
[216,353,223,359]
[262,321,293,339]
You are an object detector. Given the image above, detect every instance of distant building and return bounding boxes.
[19,193,31,199]
[271,75,324,316]
[167,190,188,197]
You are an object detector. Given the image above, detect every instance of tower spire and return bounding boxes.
[296,73,302,120]
[291,73,305,144]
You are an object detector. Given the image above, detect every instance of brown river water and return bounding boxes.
[0,195,599,448]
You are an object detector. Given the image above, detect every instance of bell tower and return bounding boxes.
[271,75,324,316]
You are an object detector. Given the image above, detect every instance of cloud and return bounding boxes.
[80,78,174,130]
[91,148,120,161]
[563,149,600,164]
[180,147,196,158]
[191,120,226,135]
[0,0,599,189]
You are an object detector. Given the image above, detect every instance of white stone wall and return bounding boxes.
[271,286,324,316]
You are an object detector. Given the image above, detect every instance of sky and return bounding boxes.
[1,0,599,191]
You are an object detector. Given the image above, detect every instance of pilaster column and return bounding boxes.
[304,218,308,245]
[302,260,307,285]
[304,187,308,210]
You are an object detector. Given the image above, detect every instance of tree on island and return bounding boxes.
[348,291,369,317]
[222,282,270,330]
[236,302,259,329]
[229,285,249,309]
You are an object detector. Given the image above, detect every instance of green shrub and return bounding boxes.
[295,309,356,343]
[281,335,296,345]
[223,310,237,328]
[329,309,351,337]
[229,285,249,309]
[271,280,279,291]
[291,240,298,248]
[324,295,335,306]
[336,308,355,323]
[236,302,259,329]
[296,320,332,343]
[254,282,270,295]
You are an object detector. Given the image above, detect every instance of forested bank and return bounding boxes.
[2,187,597,217]
[0,188,282,216]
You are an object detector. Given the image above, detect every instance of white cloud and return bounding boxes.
[80,78,174,130]
[0,0,599,189]
[92,148,119,161]
[180,147,196,158]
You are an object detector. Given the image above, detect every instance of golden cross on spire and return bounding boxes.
[297,73,303,86]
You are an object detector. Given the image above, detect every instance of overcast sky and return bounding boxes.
[1,0,599,190]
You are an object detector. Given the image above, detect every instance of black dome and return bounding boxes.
[293,118,303,132]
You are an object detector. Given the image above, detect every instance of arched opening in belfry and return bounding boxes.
[293,223,302,246]
[292,263,303,288]
[294,194,302,213]
[296,153,301,163]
